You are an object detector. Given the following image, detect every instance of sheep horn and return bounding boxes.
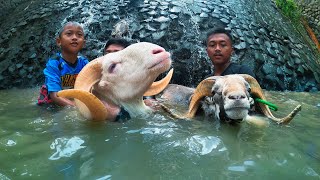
[57,89,108,121]
[57,57,111,121]
[160,76,217,119]
[74,58,103,91]
[186,77,217,118]
[144,68,174,96]
[240,74,302,124]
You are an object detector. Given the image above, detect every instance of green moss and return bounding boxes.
[275,0,301,23]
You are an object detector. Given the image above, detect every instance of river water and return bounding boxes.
[0,88,319,179]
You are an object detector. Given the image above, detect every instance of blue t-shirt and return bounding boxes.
[44,53,89,93]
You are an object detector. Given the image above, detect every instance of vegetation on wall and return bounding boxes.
[275,0,320,54]
[274,0,301,24]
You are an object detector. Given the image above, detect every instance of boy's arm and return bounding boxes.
[49,92,75,106]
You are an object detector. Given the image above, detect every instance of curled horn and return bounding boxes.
[57,58,110,121]
[186,77,217,118]
[240,74,302,124]
[57,89,108,121]
[144,69,174,96]
[161,76,217,119]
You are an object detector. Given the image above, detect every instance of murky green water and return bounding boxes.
[0,88,319,180]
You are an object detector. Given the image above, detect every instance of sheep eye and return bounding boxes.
[108,63,117,73]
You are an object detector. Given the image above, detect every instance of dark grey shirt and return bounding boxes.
[219,62,255,78]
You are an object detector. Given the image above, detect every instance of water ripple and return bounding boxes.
[186,135,224,155]
[49,136,86,160]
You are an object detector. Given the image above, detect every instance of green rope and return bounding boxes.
[255,98,278,111]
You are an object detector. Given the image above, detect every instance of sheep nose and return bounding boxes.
[152,47,165,54]
[228,95,246,100]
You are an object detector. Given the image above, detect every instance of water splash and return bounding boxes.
[49,136,86,160]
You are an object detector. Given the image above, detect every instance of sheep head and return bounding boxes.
[184,74,301,124]
[57,42,173,121]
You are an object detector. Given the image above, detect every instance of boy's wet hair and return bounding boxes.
[104,38,131,51]
[204,28,233,45]
[56,22,85,37]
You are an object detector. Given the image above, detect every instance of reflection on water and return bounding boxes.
[0,88,319,179]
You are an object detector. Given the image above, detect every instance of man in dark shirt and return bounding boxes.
[205,28,255,77]
[104,38,131,54]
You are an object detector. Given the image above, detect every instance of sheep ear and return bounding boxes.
[186,76,218,118]
[239,74,301,124]
[57,89,109,121]
[144,68,174,96]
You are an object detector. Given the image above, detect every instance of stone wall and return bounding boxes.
[0,0,319,91]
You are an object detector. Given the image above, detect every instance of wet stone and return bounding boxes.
[170,6,181,13]
[29,53,37,59]
[230,19,237,26]
[160,23,169,30]
[160,2,169,6]
[154,16,170,23]
[148,10,157,15]
[27,67,34,72]
[267,47,277,58]
[276,56,285,64]
[295,43,303,49]
[287,59,295,68]
[171,1,182,7]
[258,28,267,35]
[145,24,157,31]
[160,10,169,15]
[236,29,243,36]
[297,65,305,74]
[207,5,214,10]
[152,31,165,40]
[220,18,229,24]
[189,6,202,14]
[200,12,209,18]
[159,6,168,10]
[288,36,295,43]
[291,49,300,58]
[294,58,301,64]
[16,63,23,69]
[254,38,262,44]
[276,67,284,75]
[254,53,265,63]
[213,8,221,13]
[211,13,220,18]
[169,14,178,19]
[201,7,210,13]
[271,42,278,49]
[247,38,255,45]
[234,42,246,50]
[143,17,153,22]
[264,41,271,48]
[19,69,27,76]
[262,63,276,75]
[149,6,157,10]
[150,2,158,6]
[140,8,149,12]
[283,66,293,75]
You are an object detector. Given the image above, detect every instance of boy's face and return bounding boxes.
[56,24,85,54]
[206,33,233,66]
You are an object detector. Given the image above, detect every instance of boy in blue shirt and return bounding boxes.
[38,22,89,106]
